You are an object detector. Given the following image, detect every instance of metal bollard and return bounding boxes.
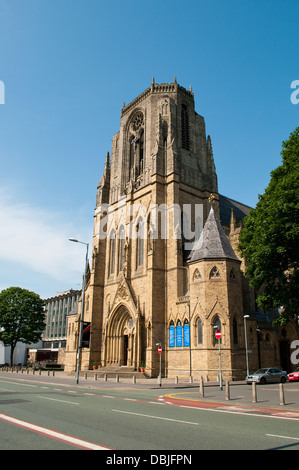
[94,373,97,381]
[104,374,107,382]
[279,383,285,406]
[252,382,257,403]
[199,376,204,397]
[175,376,178,384]
[84,372,87,380]
[132,376,136,384]
[225,381,230,400]
[116,374,119,383]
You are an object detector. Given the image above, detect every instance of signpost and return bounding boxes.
[156,343,162,387]
[215,329,223,390]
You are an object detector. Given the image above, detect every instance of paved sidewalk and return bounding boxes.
[1,370,299,418]
[162,382,299,419]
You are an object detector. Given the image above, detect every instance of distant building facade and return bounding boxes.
[43,289,81,349]
[64,79,298,379]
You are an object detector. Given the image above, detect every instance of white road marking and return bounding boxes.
[112,409,199,426]
[37,396,80,405]
[267,433,299,441]
[0,380,37,388]
[0,413,111,450]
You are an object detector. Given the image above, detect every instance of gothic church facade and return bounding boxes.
[64,79,297,379]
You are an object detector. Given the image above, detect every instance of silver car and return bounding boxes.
[246,367,287,384]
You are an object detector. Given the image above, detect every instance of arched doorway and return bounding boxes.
[106,306,136,367]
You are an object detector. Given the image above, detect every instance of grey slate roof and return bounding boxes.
[188,206,240,263]
[219,194,252,227]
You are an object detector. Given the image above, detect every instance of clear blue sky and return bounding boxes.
[0,0,298,299]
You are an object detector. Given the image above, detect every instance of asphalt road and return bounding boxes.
[0,372,299,452]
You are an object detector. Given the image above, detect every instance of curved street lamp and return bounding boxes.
[69,238,89,384]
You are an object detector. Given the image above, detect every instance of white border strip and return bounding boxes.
[0,413,111,450]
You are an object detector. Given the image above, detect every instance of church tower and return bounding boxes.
[64,79,239,378]
[64,79,299,380]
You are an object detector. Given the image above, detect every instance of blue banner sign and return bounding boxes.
[184,324,190,347]
[176,324,183,347]
[169,326,175,347]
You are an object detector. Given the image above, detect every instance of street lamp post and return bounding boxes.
[244,315,250,377]
[69,238,89,384]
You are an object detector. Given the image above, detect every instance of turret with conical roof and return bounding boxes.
[188,206,240,263]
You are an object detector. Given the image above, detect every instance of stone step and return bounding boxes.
[87,366,148,378]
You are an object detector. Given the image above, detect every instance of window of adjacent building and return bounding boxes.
[181,104,190,150]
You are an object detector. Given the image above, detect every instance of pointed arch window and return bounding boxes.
[109,231,116,275]
[118,226,125,272]
[197,318,203,345]
[129,136,135,179]
[138,129,144,176]
[193,269,201,280]
[136,219,144,267]
[181,104,190,150]
[210,266,220,278]
[230,269,236,280]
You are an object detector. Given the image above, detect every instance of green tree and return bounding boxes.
[0,287,45,366]
[239,127,299,325]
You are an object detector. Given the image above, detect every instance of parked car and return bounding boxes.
[246,367,287,384]
[287,367,299,382]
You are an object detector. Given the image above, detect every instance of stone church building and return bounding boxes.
[64,78,297,380]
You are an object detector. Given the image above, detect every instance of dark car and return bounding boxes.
[246,367,287,384]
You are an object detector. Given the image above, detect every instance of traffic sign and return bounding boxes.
[158,346,162,354]
[215,330,222,339]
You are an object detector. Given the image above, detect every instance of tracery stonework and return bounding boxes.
[131,112,144,131]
